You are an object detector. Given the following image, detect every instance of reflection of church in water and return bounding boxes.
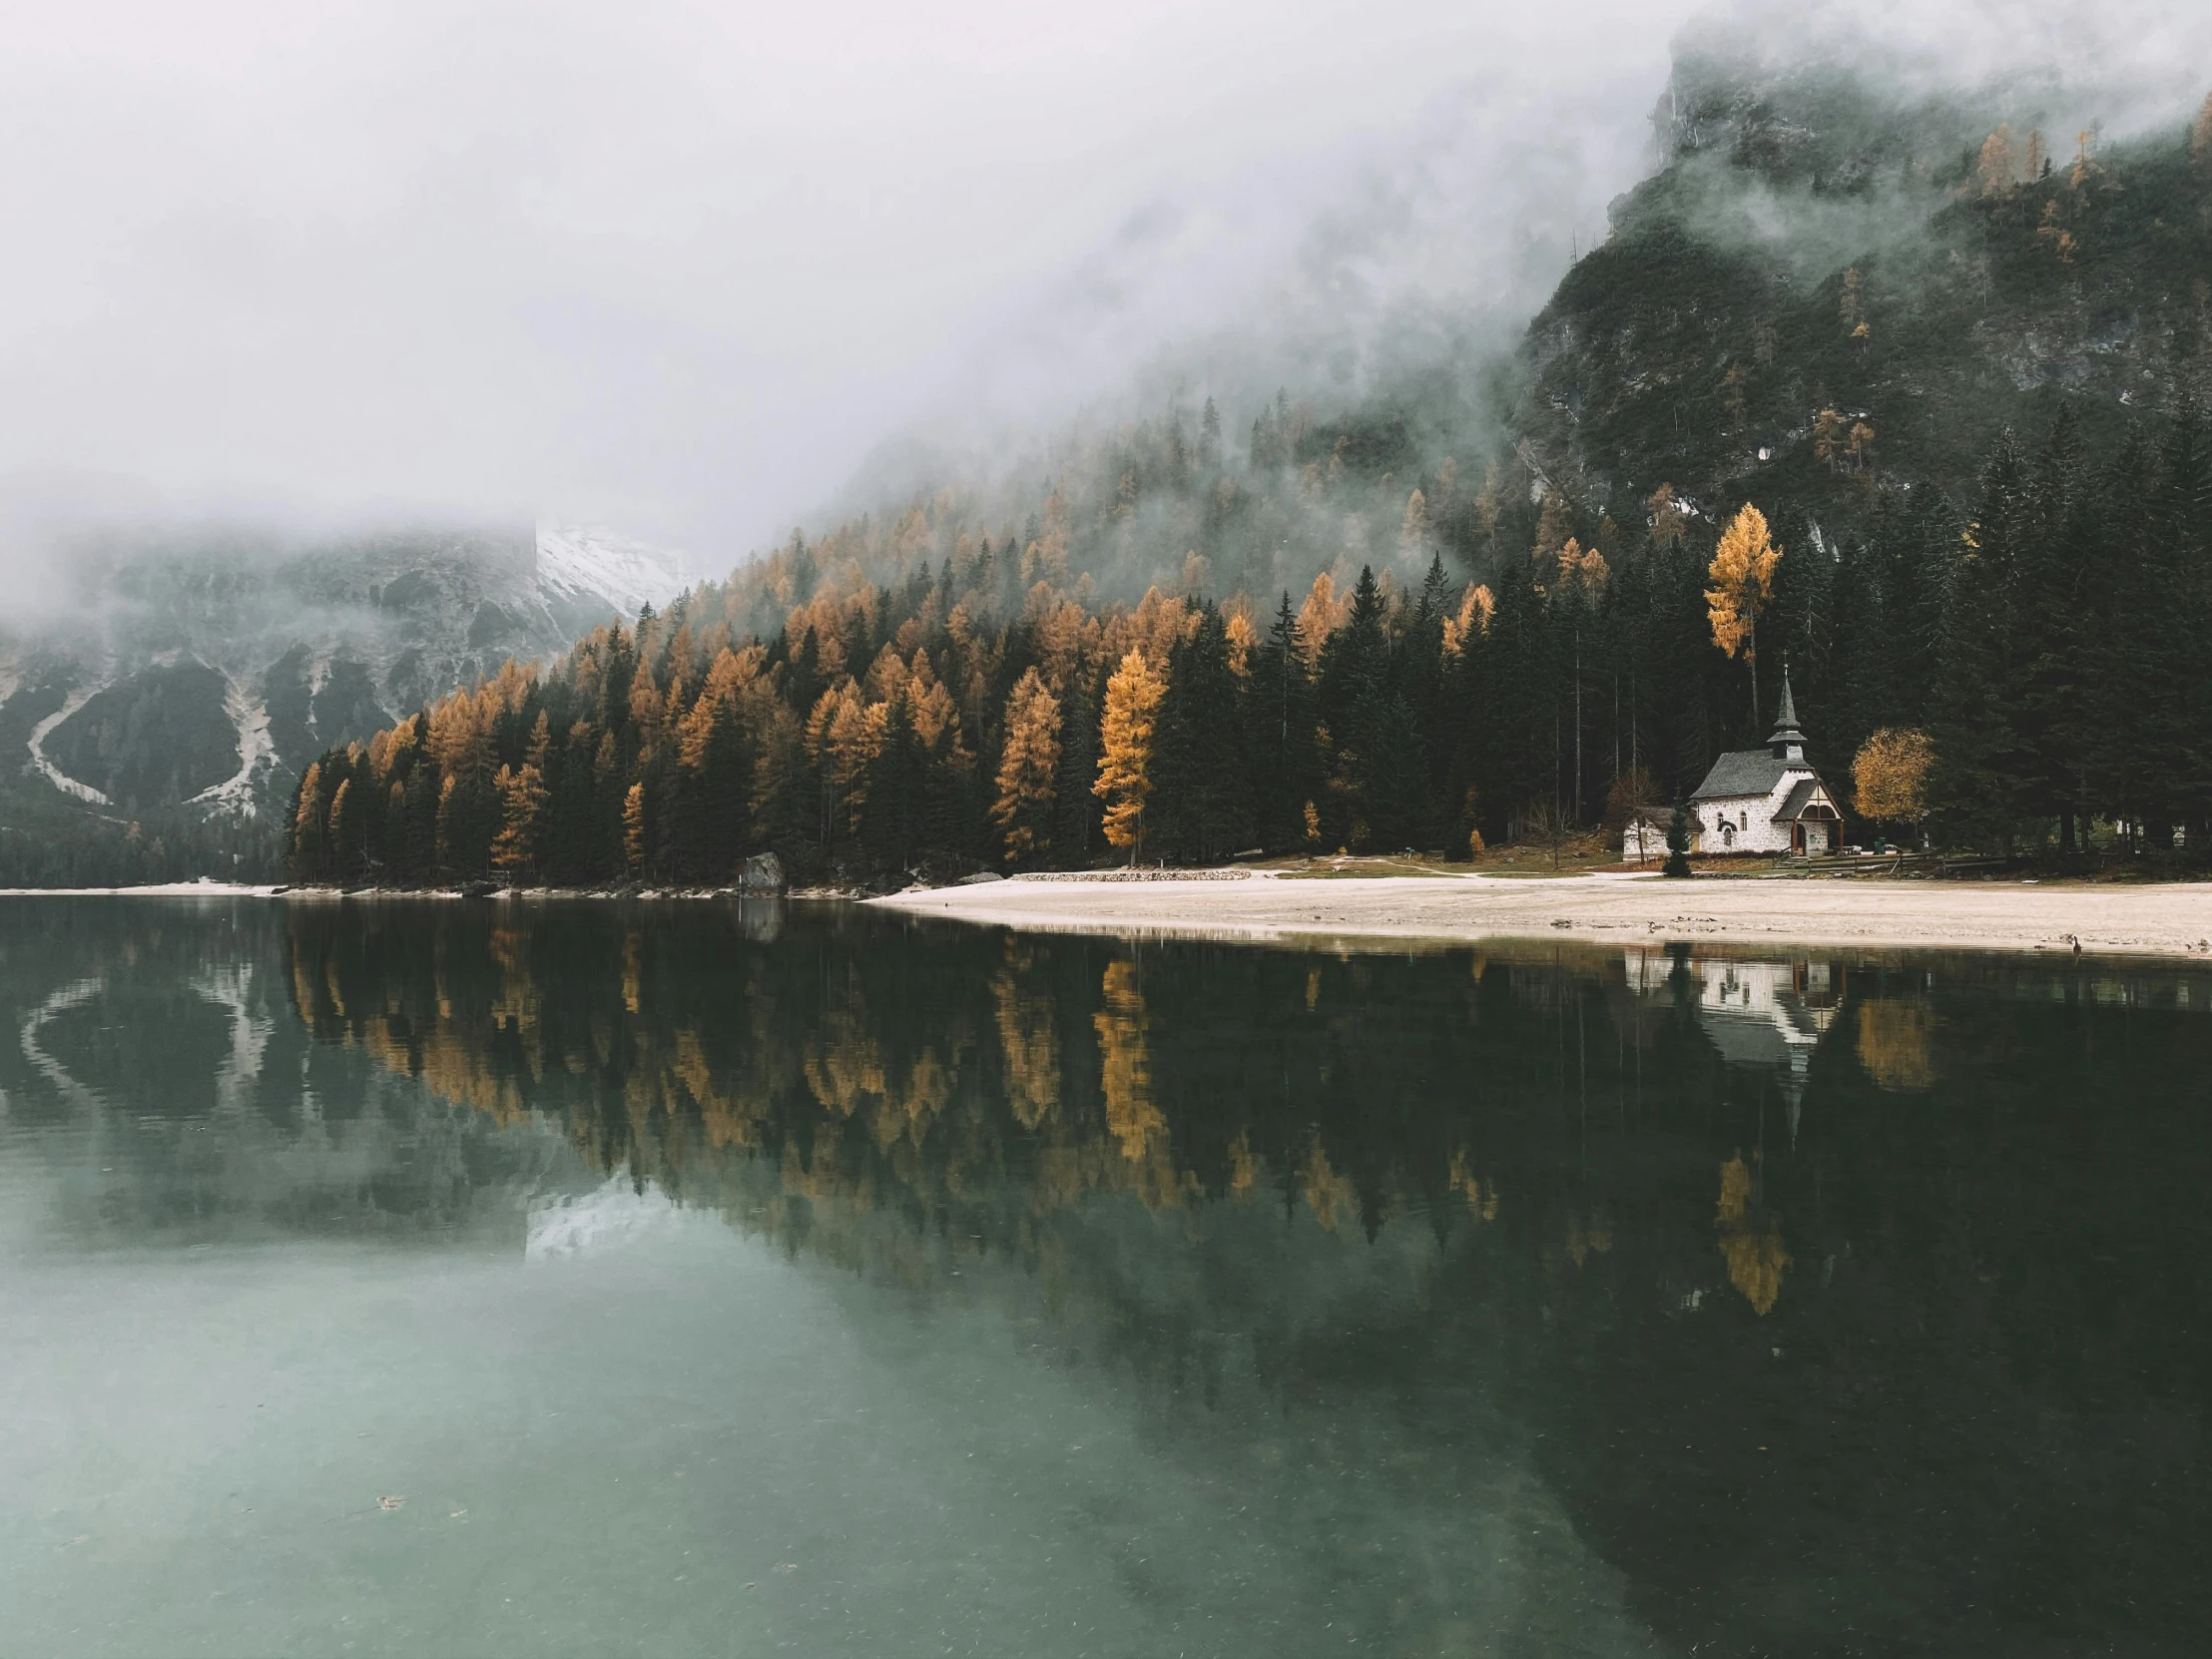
[1624,949,1846,1143]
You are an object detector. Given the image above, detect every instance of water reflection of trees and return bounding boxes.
[276,902,2212,1657]
[286,907,1721,1278]
[279,908,2212,1322]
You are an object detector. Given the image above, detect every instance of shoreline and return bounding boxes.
[869,868,2212,960]
[0,880,286,898]
[11,869,2212,961]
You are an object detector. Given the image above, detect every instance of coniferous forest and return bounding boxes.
[284,397,2212,887]
[280,81,2212,886]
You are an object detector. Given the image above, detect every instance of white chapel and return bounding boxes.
[1689,670,1842,855]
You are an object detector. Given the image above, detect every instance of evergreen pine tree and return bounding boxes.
[1928,433,2032,850]
[1054,665,1101,866]
[1664,798,1694,877]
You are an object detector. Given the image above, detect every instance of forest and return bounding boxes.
[282,389,2212,886]
[280,78,2212,885]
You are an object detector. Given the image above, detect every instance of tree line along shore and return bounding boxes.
[280,402,2212,893]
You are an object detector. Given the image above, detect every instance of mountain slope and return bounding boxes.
[1509,47,2212,534]
[0,520,687,882]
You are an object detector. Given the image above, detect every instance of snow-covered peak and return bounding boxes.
[534,521,692,621]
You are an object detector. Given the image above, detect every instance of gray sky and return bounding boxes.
[0,0,1692,560]
[2,1,2203,567]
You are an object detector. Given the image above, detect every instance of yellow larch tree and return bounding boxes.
[1706,503,1783,728]
[628,659,668,765]
[1857,1001,1935,1092]
[813,684,884,843]
[1646,482,1691,549]
[1398,487,1429,555]
[1093,959,1166,1166]
[427,687,492,788]
[903,649,968,769]
[1093,650,1165,861]
[1031,596,1090,692]
[491,712,552,878]
[991,667,1062,866]
[1814,408,1847,470]
[677,645,770,773]
[1851,727,1933,826]
[291,761,325,879]
[491,763,546,877]
[1442,583,1494,658]
[622,781,647,874]
[1555,536,1610,597]
[1976,124,2020,196]
[1295,572,1349,669]
[993,955,1061,1131]
[1715,1154,1791,1316]
[1847,419,1877,476]
[1222,597,1258,678]
[326,778,355,877]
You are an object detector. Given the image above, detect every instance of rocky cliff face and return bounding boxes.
[0,520,687,848]
[1508,49,2212,532]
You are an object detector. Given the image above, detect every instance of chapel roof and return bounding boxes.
[1691,665,1824,803]
[1773,778,1834,823]
[1691,749,1802,802]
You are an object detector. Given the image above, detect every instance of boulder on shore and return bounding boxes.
[739,851,786,894]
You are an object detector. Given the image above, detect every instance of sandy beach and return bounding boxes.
[873,867,2212,959]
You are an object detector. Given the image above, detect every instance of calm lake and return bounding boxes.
[2,897,2207,1657]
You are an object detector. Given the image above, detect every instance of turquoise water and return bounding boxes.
[2,897,2207,1656]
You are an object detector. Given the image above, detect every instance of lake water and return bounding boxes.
[2,897,2207,1657]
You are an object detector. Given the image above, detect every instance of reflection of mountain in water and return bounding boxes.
[8,897,2212,1654]
[0,900,588,1251]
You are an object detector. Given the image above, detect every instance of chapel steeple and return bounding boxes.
[1769,664,1807,763]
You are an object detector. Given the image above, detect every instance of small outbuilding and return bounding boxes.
[1689,672,1842,855]
[1620,816,1671,862]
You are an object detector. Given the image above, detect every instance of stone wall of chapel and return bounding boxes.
[1693,768,1823,855]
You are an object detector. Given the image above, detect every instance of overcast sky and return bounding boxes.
[2,1,2204,568]
[0,0,1699,560]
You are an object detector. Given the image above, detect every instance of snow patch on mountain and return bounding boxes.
[187,675,276,817]
[28,690,110,807]
[534,522,691,622]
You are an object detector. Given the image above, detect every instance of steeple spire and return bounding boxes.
[1773,664,1799,734]
[1770,660,1807,762]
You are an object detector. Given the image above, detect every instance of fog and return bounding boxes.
[0,0,1689,571]
[2,0,2206,580]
